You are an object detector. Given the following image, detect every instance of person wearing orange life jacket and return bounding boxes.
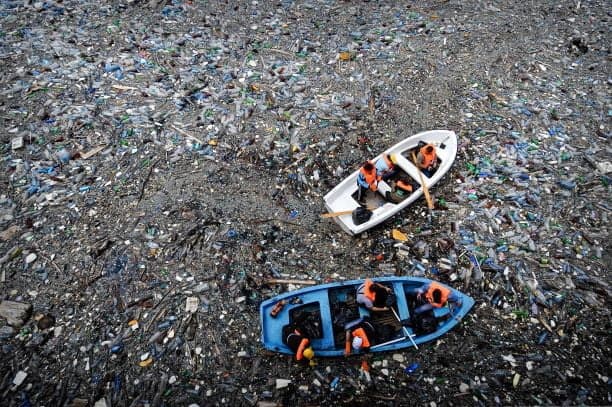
[412,281,462,316]
[356,278,394,312]
[416,143,439,177]
[356,161,377,204]
[285,328,315,364]
[344,318,377,356]
[375,153,398,181]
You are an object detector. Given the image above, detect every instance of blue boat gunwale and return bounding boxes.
[260,276,475,357]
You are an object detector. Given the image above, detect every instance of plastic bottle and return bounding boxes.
[56,148,71,163]
[270,300,286,317]
[110,342,124,354]
[490,289,503,307]
[314,369,328,383]
[557,180,576,190]
[404,362,420,374]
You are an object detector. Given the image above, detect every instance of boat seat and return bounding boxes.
[433,307,450,319]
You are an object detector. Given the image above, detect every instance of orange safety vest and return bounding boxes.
[295,332,310,361]
[359,164,378,191]
[425,282,450,308]
[362,278,376,302]
[352,327,371,349]
[418,144,437,169]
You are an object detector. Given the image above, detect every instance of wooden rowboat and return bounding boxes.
[323,130,458,235]
[260,277,474,357]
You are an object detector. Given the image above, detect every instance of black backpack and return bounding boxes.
[352,207,372,225]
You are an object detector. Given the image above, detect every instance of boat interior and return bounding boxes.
[350,144,443,208]
[328,284,404,349]
[280,280,455,351]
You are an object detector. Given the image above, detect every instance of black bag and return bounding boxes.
[352,207,372,225]
[416,311,438,335]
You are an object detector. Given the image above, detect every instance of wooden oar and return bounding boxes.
[321,206,376,218]
[264,278,317,285]
[411,151,435,210]
[320,210,354,218]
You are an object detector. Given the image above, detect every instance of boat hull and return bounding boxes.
[260,277,474,357]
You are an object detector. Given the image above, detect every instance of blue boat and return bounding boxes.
[260,277,475,357]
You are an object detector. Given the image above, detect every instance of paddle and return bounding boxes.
[369,336,407,350]
[411,151,435,210]
[264,278,317,285]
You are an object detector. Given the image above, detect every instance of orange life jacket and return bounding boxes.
[352,327,371,348]
[362,278,376,302]
[418,144,437,169]
[425,282,450,308]
[359,164,378,191]
[295,331,310,361]
[352,328,370,348]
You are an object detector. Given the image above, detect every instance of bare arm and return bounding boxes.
[416,283,429,300]
[378,283,393,293]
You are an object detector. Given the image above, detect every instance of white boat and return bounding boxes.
[323,130,458,235]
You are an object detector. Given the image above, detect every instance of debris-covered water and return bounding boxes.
[0,0,610,405]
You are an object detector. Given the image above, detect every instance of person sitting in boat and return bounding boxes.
[356,161,378,204]
[386,178,414,203]
[409,281,462,316]
[416,143,439,177]
[285,327,316,365]
[356,279,394,312]
[344,317,377,356]
[375,153,398,181]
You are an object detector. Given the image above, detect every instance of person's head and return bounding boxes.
[302,347,315,360]
[352,336,363,351]
[425,145,434,154]
[390,154,398,164]
[432,289,442,304]
[363,162,374,172]
[372,284,390,307]
[372,284,387,297]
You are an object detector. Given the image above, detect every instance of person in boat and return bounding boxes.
[374,153,398,181]
[356,161,378,204]
[344,317,377,356]
[285,327,316,365]
[386,178,414,203]
[409,281,462,316]
[356,278,394,312]
[416,143,439,177]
